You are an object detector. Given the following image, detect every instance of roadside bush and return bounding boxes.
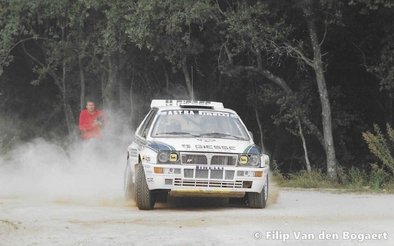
[348,167,367,185]
[279,170,337,189]
[362,124,394,175]
[369,164,391,190]
[345,167,368,190]
[277,166,394,193]
[270,160,282,177]
[382,179,394,191]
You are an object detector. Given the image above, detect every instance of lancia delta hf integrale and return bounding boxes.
[124,100,270,210]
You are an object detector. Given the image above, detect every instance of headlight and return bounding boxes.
[157,151,179,163]
[239,154,260,167]
[248,155,260,166]
[158,151,169,163]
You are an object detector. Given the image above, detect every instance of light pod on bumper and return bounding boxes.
[157,151,179,164]
[238,154,260,167]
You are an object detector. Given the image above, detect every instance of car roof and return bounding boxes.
[154,106,237,114]
[151,99,223,109]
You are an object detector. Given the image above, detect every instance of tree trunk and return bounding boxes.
[21,43,75,137]
[182,56,194,99]
[255,107,265,151]
[129,64,135,129]
[306,16,337,180]
[100,70,106,105]
[386,92,393,125]
[254,66,327,148]
[78,54,85,111]
[61,59,75,136]
[297,117,312,173]
[223,51,330,168]
[104,54,118,109]
[161,61,170,93]
[118,55,129,115]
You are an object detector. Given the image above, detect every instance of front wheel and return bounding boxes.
[247,176,268,209]
[135,164,156,210]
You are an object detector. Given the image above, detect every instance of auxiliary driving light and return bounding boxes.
[158,151,179,163]
[170,153,178,162]
[238,154,260,166]
[239,155,248,165]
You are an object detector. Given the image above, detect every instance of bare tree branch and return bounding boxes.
[349,40,383,80]
[1,36,50,66]
[21,43,62,90]
[319,19,328,47]
[224,43,233,65]
[284,43,314,67]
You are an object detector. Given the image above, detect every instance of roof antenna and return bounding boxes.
[191,65,194,101]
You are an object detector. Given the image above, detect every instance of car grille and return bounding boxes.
[180,153,238,165]
[181,154,208,164]
[211,155,237,165]
[174,178,243,188]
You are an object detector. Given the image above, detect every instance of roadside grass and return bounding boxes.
[273,168,394,194]
[274,170,339,189]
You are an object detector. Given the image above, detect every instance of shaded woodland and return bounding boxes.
[1,0,393,182]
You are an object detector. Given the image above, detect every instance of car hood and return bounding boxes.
[146,137,260,155]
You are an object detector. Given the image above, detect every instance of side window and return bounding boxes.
[137,109,157,139]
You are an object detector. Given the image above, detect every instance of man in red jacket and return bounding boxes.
[79,101,104,140]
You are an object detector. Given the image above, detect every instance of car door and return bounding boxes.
[128,109,158,169]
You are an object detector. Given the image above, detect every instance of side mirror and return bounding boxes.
[248,131,254,140]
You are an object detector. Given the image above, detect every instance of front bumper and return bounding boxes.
[142,163,269,197]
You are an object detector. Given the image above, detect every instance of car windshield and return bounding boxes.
[151,109,250,140]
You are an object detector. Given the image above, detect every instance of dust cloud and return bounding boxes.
[267,174,279,206]
[0,110,133,205]
[0,108,278,208]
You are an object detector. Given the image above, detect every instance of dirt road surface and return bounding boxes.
[1,189,393,246]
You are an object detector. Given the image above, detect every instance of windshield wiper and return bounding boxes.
[198,132,244,139]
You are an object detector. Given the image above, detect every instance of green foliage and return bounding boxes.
[345,165,391,191]
[278,170,337,189]
[369,164,391,190]
[270,160,282,177]
[362,124,394,174]
[349,0,394,10]
[223,1,289,63]
[350,0,394,92]
[346,166,368,189]
[277,167,394,192]
[0,0,23,73]
[368,37,394,91]
[124,0,216,65]
[382,179,394,191]
[1,0,394,185]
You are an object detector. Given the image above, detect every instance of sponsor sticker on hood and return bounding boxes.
[147,138,260,154]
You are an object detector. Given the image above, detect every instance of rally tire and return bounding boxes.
[247,176,268,209]
[135,164,156,210]
[124,163,135,200]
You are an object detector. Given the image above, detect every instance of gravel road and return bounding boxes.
[1,188,393,246]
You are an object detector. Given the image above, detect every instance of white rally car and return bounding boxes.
[124,100,269,210]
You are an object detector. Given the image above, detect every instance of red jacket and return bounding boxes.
[79,109,104,139]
